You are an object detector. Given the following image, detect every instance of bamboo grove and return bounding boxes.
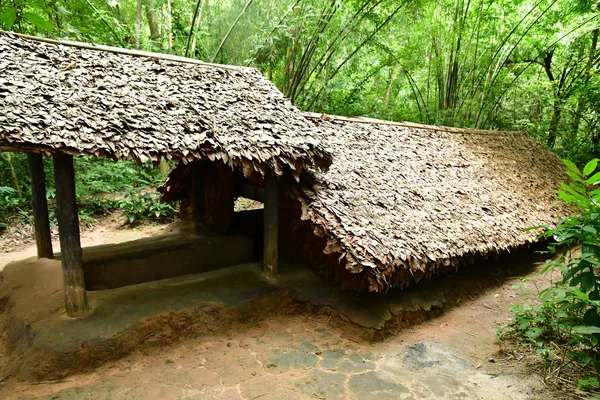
[1,0,600,162]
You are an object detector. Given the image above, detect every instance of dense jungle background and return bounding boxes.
[1,0,600,224]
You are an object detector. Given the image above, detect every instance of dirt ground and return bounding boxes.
[0,221,582,399]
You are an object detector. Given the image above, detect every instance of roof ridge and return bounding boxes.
[0,30,254,73]
[302,112,524,135]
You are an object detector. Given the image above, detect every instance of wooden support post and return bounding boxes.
[263,171,279,278]
[27,153,53,259]
[204,161,234,234]
[53,153,89,317]
[192,161,206,235]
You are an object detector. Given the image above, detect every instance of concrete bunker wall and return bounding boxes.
[82,234,254,290]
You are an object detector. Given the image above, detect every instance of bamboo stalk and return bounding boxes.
[211,0,255,63]
[167,0,173,49]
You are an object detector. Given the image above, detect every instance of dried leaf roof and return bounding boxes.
[297,115,569,292]
[0,32,331,177]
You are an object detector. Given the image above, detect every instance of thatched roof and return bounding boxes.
[0,32,331,177]
[294,114,569,292]
[160,111,569,293]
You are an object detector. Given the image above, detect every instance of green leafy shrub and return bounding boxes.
[501,159,600,390]
[0,153,172,227]
[117,189,177,225]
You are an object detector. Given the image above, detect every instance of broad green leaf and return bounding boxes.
[559,182,588,201]
[558,191,575,203]
[584,159,599,176]
[526,327,542,339]
[574,291,590,301]
[23,12,54,32]
[0,7,17,29]
[588,172,600,185]
[573,326,600,335]
[566,170,585,183]
[563,159,581,175]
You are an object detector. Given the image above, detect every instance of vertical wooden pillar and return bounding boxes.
[263,170,279,278]
[204,161,234,234]
[53,153,89,317]
[192,161,206,235]
[27,153,53,259]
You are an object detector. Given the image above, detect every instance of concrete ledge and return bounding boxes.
[80,233,254,290]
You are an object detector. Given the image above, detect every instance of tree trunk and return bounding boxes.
[145,0,159,42]
[190,0,206,57]
[135,0,143,49]
[572,28,599,134]
[166,0,173,49]
[211,0,254,63]
[542,50,561,149]
[547,99,562,148]
[384,64,399,108]
[159,158,169,175]
[5,153,22,201]
[185,0,205,57]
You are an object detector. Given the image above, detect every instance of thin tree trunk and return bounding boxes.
[384,64,399,108]
[135,0,143,49]
[211,0,254,63]
[145,0,160,42]
[185,0,205,57]
[306,1,405,109]
[5,153,22,201]
[166,0,173,49]
[190,0,206,56]
[342,61,391,108]
[541,49,563,148]
[547,98,562,148]
[572,28,599,133]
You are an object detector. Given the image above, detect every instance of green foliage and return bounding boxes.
[501,159,600,389]
[0,153,172,228]
[3,0,600,161]
[117,189,176,225]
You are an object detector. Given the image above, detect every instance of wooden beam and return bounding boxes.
[302,112,524,135]
[27,153,53,259]
[192,161,206,235]
[53,153,89,317]
[263,171,279,278]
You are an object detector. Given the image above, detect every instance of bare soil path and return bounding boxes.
[0,222,570,399]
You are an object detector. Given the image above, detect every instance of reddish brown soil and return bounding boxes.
[0,221,577,399]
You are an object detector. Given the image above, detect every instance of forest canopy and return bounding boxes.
[1,0,600,161]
